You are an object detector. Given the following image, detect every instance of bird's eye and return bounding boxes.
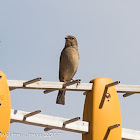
[71,38,74,40]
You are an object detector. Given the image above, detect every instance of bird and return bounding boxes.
[56,35,79,105]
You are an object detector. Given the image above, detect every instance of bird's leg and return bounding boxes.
[71,78,74,81]
[64,80,69,83]
[76,80,80,87]
[71,79,80,86]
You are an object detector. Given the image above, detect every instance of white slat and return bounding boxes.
[122,128,140,140]
[116,84,140,93]
[8,80,93,91]
[11,109,89,134]
[8,80,140,93]
[10,109,140,139]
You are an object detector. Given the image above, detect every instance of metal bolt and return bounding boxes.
[106,93,110,98]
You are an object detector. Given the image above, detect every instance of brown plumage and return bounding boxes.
[56,35,79,105]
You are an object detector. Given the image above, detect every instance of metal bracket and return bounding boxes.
[23,77,41,87]
[44,128,52,131]
[83,91,87,95]
[9,87,17,91]
[103,124,120,140]
[63,117,80,127]
[123,92,135,97]
[44,89,56,94]
[23,110,41,121]
[99,81,120,109]
[63,79,81,88]
[10,120,14,123]
[43,79,81,94]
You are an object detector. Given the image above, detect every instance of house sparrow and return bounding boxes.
[56,35,79,105]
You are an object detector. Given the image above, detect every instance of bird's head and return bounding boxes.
[65,35,78,47]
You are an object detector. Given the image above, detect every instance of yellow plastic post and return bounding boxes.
[82,77,122,140]
[0,71,11,139]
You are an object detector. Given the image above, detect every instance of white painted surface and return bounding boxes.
[11,109,89,134]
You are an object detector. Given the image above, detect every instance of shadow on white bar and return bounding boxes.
[10,109,89,134]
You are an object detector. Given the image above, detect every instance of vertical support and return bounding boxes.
[0,71,11,140]
[82,77,122,140]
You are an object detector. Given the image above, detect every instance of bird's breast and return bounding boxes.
[59,46,79,82]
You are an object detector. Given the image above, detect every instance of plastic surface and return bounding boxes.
[0,71,11,140]
[82,77,122,140]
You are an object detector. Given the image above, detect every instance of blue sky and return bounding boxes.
[1,0,140,139]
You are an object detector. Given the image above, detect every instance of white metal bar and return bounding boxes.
[8,80,92,91]
[116,84,140,93]
[8,80,140,94]
[122,128,140,140]
[10,109,140,139]
[11,109,89,133]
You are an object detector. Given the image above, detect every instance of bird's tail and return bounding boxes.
[56,90,66,105]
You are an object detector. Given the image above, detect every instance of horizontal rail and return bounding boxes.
[11,109,89,133]
[8,80,140,93]
[10,109,140,139]
[116,84,140,93]
[8,80,93,91]
[122,128,140,140]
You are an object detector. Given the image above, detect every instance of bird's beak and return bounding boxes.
[65,36,69,40]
